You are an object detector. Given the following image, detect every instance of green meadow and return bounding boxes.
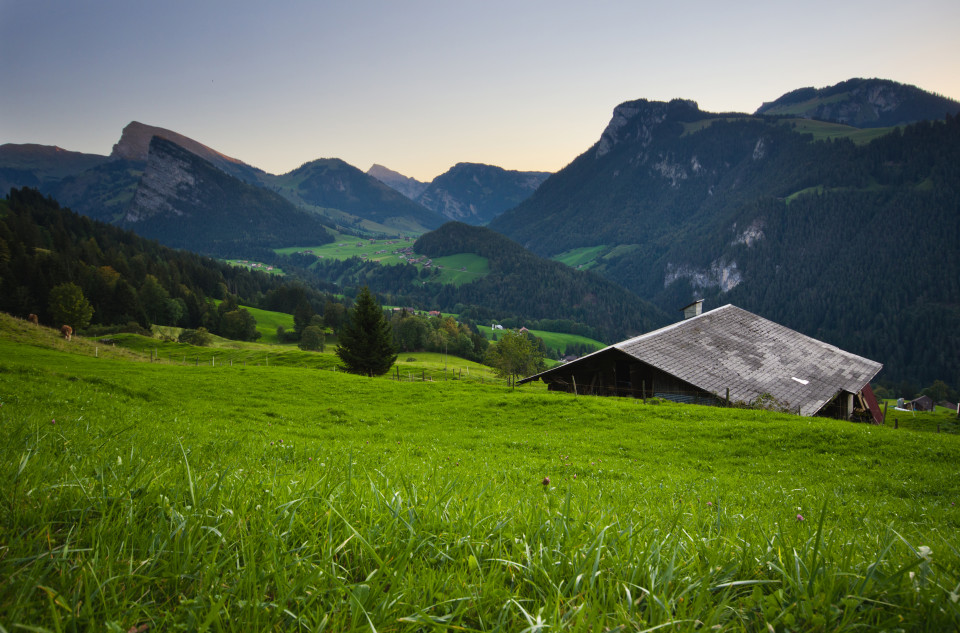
[274,234,490,286]
[2,313,959,631]
[477,325,605,358]
[275,232,414,266]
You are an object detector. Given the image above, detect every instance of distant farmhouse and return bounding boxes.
[519,302,883,423]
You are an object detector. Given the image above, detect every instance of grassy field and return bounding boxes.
[551,245,609,270]
[224,259,285,277]
[275,232,414,265]
[679,116,896,146]
[275,235,490,286]
[2,314,959,631]
[777,119,897,145]
[551,245,644,273]
[880,400,960,434]
[478,325,605,357]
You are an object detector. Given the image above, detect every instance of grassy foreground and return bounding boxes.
[1,318,959,631]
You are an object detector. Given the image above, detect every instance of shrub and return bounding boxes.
[179,327,212,346]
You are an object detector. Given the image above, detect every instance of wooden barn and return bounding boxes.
[518,304,884,423]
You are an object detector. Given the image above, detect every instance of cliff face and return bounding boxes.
[125,137,198,223]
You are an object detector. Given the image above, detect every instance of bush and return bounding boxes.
[299,325,325,351]
[120,321,153,336]
[179,327,212,346]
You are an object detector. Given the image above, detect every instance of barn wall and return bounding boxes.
[543,351,718,403]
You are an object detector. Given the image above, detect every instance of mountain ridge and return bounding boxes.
[121,136,334,256]
[755,77,960,127]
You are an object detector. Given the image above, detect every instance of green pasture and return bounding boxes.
[428,253,491,285]
[242,304,296,343]
[681,117,760,135]
[276,238,491,286]
[201,301,296,344]
[678,116,895,146]
[551,244,642,272]
[478,325,605,357]
[778,119,897,145]
[551,245,608,270]
[2,314,959,631]
[275,231,413,266]
[224,259,285,276]
[880,400,960,434]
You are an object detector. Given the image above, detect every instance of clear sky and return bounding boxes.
[2,0,959,181]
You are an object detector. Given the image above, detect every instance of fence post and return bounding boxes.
[572,376,577,397]
[642,380,646,404]
[725,388,730,408]
[883,402,888,424]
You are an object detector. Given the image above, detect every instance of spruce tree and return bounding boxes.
[335,287,397,376]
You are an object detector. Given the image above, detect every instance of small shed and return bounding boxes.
[907,395,935,412]
[518,304,883,423]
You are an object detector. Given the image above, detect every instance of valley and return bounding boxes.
[5,0,960,625]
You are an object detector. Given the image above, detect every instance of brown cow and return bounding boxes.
[28,314,38,325]
[60,325,73,341]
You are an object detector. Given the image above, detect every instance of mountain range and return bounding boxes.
[2,76,958,388]
[1,122,550,245]
[368,162,551,225]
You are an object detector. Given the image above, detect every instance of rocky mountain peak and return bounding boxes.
[596,99,700,158]
[366,163,428,200]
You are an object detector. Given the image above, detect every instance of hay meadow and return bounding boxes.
[1,314,959,631]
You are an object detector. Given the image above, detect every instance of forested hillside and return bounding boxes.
[489,97,960,389]
[0,188,336,337]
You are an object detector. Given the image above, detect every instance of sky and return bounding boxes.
[2,0,959,181]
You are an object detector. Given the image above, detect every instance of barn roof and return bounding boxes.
[520,304,882,416]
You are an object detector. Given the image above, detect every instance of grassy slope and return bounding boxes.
[275,235,491,286]
[780,119,897,144]
[551,245,608,270]
[2,313,959,631]
[478,325,605,356]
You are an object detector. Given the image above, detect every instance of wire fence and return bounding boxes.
[92,339,514,386]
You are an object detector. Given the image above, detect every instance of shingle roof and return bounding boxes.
[523,304,882,416]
